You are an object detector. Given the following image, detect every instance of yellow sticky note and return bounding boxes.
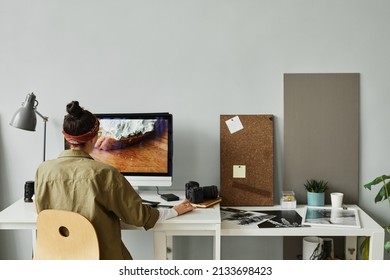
[233,165,246,178]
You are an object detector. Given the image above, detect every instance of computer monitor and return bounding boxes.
[65,112,173,189]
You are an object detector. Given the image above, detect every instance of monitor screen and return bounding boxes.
[65,112,173,188]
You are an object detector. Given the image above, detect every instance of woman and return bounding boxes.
[34,101,194,259]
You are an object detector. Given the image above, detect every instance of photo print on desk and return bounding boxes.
[221,208,304,229]
[302,206,361,228]
[255,210,303,228]
[221,208,275,226]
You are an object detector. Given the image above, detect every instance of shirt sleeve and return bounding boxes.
[156,208,178,223]
[101,169,160,230]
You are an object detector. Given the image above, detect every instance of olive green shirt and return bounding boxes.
[34,149,159,260]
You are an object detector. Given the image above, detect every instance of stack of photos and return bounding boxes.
[221,207,303,228]
[255,210,303,228]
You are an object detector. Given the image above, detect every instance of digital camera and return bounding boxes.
[185,181,219,204]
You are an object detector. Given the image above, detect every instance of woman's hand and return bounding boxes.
[173,199,195,215]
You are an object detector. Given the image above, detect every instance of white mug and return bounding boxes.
[330,192,344,208]
[302,236,323,260]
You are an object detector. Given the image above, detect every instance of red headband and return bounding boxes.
[63,119,100,145]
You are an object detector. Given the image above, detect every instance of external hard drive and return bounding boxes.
[161,193,180,201]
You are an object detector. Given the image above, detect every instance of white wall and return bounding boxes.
[1,0,389,260]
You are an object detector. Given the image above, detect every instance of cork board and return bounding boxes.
[220,115,274,206]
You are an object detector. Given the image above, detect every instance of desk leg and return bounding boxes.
[31,230,37,259]
[369,231,385,260]
[166,236,173,260]
[213,226,221,260]
[345,236,357,260]
[154,231,167,260]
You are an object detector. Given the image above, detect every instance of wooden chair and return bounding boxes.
[34,209,100,260]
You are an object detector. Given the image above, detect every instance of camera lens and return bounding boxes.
[202,185,219,199]
[24,181,35,203]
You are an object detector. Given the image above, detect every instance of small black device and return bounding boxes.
[161,193,180,201]
[185,181,219,204]
[24,181,34,203]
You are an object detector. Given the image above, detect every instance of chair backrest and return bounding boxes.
[34,209,100,260]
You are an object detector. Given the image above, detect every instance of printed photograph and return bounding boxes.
[302,206,361,228]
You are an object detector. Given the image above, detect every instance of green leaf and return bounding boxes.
[385,241,390,253]
[364,175,390,190]
[374,182,390,203]
[359,237,370,260]
[363,177,390,255]
[304,179,328,193]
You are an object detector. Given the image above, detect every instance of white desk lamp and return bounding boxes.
[10,92,49,161]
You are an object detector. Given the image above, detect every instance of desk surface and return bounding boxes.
[220,205,384,237]
[0,198,37,230]
[0,195,385,260]
[0,196,382,234]
[0,191,221,230]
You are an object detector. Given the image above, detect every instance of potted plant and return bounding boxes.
[304,179,328,206]
[360,175,390,259]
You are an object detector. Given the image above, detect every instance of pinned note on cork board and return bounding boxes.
[220,115,274,206]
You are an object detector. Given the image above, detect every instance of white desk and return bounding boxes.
[0,191,221,260]
[221,205,385,260]
[0,198,384,260]
[123,191,221,260]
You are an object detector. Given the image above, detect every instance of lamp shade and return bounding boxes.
[10,93,38,131]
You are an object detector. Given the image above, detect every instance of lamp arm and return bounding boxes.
[35,110,49,122]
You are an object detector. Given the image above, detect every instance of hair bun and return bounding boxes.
[66,101,84,118]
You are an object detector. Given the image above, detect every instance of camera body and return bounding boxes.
[185,181,219,204]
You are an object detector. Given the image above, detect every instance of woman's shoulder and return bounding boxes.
[90,159,120,174]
